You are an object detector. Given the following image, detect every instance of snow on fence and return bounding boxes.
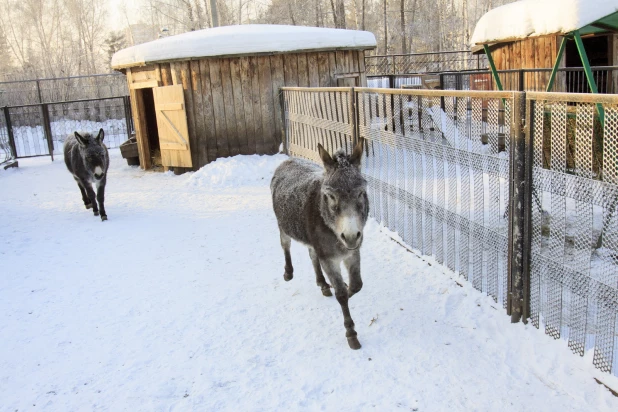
[281,86,618,376]
[0,97,132,160]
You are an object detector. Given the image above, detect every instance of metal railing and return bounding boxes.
[281,86,618,376]
[365,51,488,76]
[0,74,129,107]
[0,96,133,162]
[441,66,618,94]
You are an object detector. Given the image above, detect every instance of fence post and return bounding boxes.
[40,104,54,161]
[3,106,17,159]
[518,70,525,92]
[349,88,358,147]
[439,74,446,110]
[280,89,288,155]
[36,80,43,103]
[507,91,528,322]
[123,96,132,139]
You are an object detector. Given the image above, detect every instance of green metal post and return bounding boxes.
[573,30,605,125]
[546,36,568,92]
[484,44,503,91]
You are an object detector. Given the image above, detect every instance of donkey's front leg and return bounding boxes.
[309,248,332,296]
[76,180,91,209]
[96,177,107,221]
[279,229,293,281]
[82,180,99,216]
[322,258,361,350]
[343,250,362,299]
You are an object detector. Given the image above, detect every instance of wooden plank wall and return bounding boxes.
[151,50,367,169]
[491,37,561,91]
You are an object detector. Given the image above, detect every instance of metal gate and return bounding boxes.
[1,96,132,163]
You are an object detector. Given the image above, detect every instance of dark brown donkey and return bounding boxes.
[271,140,369,349]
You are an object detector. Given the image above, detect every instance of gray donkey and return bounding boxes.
[271,140,368,349]
[64,129,109,221]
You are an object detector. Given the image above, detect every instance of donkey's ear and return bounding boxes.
[96,128,104,144]
[317,143,336,172]
[74,132,88,146]
[350,139,364,168]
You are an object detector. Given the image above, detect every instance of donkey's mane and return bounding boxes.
[331,150,352,168]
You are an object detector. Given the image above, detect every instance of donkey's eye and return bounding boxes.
[358,191,365,199]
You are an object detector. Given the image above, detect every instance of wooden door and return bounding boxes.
[153,85,193,168]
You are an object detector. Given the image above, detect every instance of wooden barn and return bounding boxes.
[111,25,376,171]
[470,0,618,93]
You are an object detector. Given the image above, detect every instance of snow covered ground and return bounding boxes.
[1,151,618,411]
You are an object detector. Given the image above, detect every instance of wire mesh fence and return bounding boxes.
[367,75,424,89]
[282,86,618,377]
[2,97,132,162]
[365,51,488,76]
[0,110,12,164]
[526,92,618,374]
[0,74,128,107]
[355,88,514,308]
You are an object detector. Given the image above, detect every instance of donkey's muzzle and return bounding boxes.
[341,231,362,250]
[94,173,104,180]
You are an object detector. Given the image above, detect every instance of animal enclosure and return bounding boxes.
[111,25,376,172]
[0,97,132,163]
[282,86,618,376]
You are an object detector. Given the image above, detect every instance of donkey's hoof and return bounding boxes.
[101,215,108,221]
[85,203,93,209]
[321,287,332,297]
[347,337,362,350]
[283,272,293,281]
[94,211,100,216]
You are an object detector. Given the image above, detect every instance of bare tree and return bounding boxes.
[383,0,387,53]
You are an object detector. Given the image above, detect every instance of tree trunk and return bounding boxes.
[361,0,365,30]
[288,2,297,25]
[330,0,338,27]
[203,0,212,27]
[210,0,219,27]
[463,0,469,49]
[336,0,346,29]
[409,0,418,51]
[400,0,406,54]
[383,0,388,53]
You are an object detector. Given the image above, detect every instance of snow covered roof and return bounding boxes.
[111,25,377,70]
[471,0,618,45]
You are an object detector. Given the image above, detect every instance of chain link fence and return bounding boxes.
[0,74,128,107]
[365,51,488,76]
[1,97,133,163]
[282,86,618,377]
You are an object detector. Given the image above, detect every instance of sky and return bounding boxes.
[107,0,139,31]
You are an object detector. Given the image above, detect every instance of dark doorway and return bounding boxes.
[140,88,161,165]
[565,35,609,93]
